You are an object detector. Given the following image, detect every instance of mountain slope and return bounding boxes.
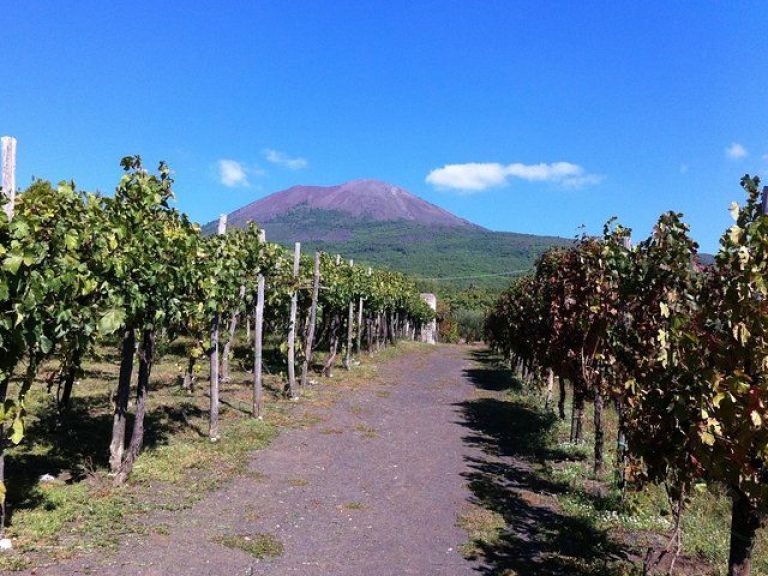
[226,179,478,229]
[208,179,571,290]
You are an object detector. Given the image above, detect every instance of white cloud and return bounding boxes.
[218,159,250,187]
[425,161,603,193]
[726,142,748,159]
[264,149,308,170]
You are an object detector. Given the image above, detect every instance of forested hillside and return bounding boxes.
[209,206,571,291]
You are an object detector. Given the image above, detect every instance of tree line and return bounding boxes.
[0,156,435,530]
[484,176,768,576]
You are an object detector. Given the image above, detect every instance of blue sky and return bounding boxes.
[2,1,767,252]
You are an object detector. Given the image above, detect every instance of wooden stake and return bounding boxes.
[301,251,321,386]
[253,228,266,417]
[209,214,227,441]
[344,259,354,370]
[1,136,17,220]
[356,296,364,354]
[286,242,301,397]
[253,274,265,418]
[209,311,220,441]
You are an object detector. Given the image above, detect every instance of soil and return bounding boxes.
[18,345,709,576]
[22,345,482,576]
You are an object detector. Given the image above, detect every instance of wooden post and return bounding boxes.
[1,136,17,220]
[377,311,383,350]
[286,242,301,397]
[253,274,265,418]
[209,214,227,441]
[344,259,355,370]
[209,311,221,441]
[356,296,364,354]
[301,251,321,387]
[252,228,266,418]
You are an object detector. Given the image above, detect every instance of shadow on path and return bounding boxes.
[457,349,632,576]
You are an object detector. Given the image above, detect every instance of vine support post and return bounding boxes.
[1,136,17,220]
[252,228,266,418]
[356,296,364,353]
[209,213,226,441]
[344,259,355,370]
[253,274,265,418]
[301,251,321,387]
[286,241,300,398]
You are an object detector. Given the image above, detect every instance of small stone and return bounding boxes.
[39,473,57,483]
[0,538,12,551]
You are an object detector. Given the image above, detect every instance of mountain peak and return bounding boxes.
[225,179,479,229]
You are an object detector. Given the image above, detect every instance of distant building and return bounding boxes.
[420,293,437,344]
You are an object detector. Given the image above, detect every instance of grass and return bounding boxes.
[353,423,378,439]
[0,334,426,571]
[456,503,506,559]
[215,533,284,558]
[547,398,768,575]
[461,348,768,576]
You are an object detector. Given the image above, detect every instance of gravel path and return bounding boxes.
[30,345,485,576]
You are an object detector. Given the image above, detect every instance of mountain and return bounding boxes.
[225,179,478,229]
[206,179,571,291]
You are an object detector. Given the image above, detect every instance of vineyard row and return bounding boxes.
[484,176,768,576]
[0,155,435,532]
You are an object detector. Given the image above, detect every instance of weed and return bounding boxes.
[215,533,284,558]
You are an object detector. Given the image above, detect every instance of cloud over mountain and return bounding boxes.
[426,161,603,193]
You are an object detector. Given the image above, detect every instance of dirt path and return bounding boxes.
[28,345,489,576]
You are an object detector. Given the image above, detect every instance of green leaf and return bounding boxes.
[99,308,126,335]
[700,430,715,446]
[39,335,53,354]
[2,254,23,274]
[10,416,24,444]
